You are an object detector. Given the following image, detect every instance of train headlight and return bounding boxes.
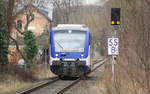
[81,54,84,57]
[55,54,58,57]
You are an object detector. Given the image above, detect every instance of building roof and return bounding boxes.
[13,4,52,22]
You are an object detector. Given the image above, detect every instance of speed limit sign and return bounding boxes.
[108,38,119,55]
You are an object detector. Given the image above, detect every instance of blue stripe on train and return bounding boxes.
[84,66,90,72]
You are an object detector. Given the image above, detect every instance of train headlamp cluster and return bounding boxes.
[55,54,58,57]
[81,54,84,57]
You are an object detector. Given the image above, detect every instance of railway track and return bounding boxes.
[55,57,110,94]
[55,79,80,94]
[93,57,106,65]
[18,78,59,94]
[16,57,109,94]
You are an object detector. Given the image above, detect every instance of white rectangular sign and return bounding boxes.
[108,38,119,55]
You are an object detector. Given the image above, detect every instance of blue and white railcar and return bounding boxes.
[49,24,91,77]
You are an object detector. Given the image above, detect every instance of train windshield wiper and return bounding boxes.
[55,41,64,50]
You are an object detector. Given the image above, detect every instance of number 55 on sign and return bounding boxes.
[108,38,119,55]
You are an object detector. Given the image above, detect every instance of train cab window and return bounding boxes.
[54,30,86,52]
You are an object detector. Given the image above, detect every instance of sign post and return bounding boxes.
[108,37,119,80]
[44,49,48,78]
[108,8,121,81]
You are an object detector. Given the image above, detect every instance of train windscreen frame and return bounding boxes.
[54,30,86,52]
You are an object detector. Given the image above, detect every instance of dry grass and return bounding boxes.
[105,68,146,94]
[30,64,55,80]
[0,64,55,94]
[67,66,145,94]
[96,0,149,94]
[0,73,32,94]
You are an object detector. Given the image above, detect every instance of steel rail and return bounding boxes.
[56,78,80,94]
[91,57,110,73]
[17,57,110,94]
[55,57,110,94]
[93,57,106,65]
[17,78,59,94]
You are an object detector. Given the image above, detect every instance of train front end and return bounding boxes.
[50,24,91,77]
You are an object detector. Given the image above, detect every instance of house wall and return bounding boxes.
[9,6,51,64]
[8,48,21,64]
[11,7,51,38]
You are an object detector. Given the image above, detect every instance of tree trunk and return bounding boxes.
[6,0,15,44]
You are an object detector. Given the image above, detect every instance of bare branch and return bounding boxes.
[24,6,34,31]
[13,22,24,35]
[9,36,26,61]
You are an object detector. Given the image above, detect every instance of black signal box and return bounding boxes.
[111,8,120,25]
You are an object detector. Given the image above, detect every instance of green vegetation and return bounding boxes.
[0,0,9,67]
[24,30,38,67]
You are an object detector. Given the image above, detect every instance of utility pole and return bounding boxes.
[112,25,119,81]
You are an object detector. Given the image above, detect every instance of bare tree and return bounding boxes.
[137,0,150,93]
[6,0,15,44]
[53,0,82,24]
[9,1,35,62]
[5,0,36,64]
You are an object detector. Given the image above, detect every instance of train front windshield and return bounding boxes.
[54,30,86,52]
